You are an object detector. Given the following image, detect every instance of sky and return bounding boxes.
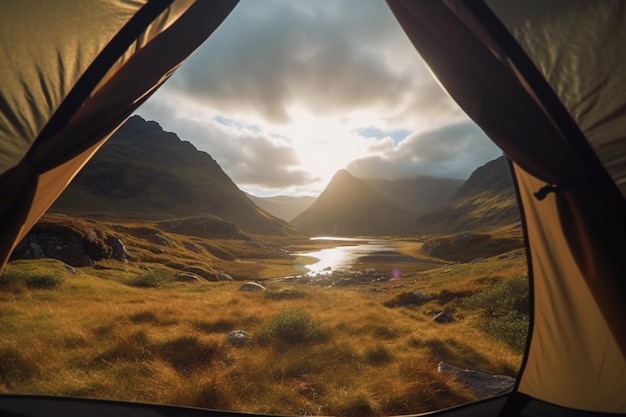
[136,0,503,197]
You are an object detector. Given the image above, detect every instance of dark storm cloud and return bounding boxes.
[165,0,458,124]
[347,122,503,180]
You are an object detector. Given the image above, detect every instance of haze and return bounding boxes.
[136,0,502,197]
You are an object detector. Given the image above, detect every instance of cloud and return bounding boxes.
[347,122,503,180]
[136,0,502,195]
[163,0,462,128]
[137,100,317,190]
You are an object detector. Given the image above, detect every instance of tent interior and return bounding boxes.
[0,1,625,416]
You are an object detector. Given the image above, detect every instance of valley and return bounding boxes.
[0,116,528,416]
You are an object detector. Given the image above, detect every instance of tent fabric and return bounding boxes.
[485,0,626,198]
[0,0,239,270]
[1,1,626,417]
[386,0,626,414]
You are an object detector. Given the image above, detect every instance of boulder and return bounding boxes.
[107,236,134,262]
[433,310,455,323]
[437,362,515,398]
[238,282,266,292]
[227,330,250,347]
[174,272,202,282]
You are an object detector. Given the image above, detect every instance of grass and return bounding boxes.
[0,241,526,415]
[0,261,66,291]
[125,269,173,288]
[465,276,529,351]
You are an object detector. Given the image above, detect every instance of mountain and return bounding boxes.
[363,176,463,216]
[410,156,520,234]
[291,169,414,236]
[51,116,298,236]
[246,194,316,222]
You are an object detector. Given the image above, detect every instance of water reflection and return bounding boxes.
[296,237,397,275]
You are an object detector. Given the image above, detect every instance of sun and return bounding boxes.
[276,107,374,192]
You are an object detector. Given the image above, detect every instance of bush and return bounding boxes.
[264,288,306,300]
[0,348,39,385]
[257,308,328,345]
[363,345,393,365]
[156,336,221,374]
[0,269,64,291]
[465,276,529,351]
[465,276,529,317]
[194,318,237,333]
[126,269,173,288]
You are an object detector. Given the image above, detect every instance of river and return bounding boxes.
[294,237,439,277]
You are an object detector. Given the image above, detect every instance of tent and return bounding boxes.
[0,1,624,416]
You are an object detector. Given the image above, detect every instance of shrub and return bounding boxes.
[0,348,39,385]
[465,276,529,351]
[0,269,64,291]
[264,288,306,300]
[156,336,222,374]
[257,308,328,345]
[465,276,529,317]
[194,318,237,333]
[126,269,173,288]
[363,345,393,365]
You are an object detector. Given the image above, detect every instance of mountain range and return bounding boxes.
[51,116,297,236]
[410,156,519,234]
[246,194,316,222]
[52,116,519,237]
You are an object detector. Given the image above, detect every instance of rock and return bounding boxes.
[63,264,77,274]
[149,246,167,254]
[182,241,202,253]
[183,266,216,281]
[216,272,233,281]
[384,291,434,308]
[227,330,250,347]
[204,244,236,261]
[433,310,455,323]
[437,362,515,398]
[238,282,266,292]
[107,236,134,262]
[153,234,173,247]
[174,272,202,282]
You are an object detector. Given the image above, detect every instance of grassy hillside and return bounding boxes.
[363,176,463,215]
[292,170,415,236]
[410,157,520,234]
[52,116,298,237]
[1,244,527,416]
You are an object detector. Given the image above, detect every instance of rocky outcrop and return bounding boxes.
[422,232,522,263]
[437,362,515,398]
[11,214,132,267]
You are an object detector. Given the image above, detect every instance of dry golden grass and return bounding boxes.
[0,246,527,415]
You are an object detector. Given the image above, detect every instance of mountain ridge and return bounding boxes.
[52,116,299,236]
[291,169,415,236]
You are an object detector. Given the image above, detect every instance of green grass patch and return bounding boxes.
[0,266,65,291]
[125,269,173,288]
[257,308,329,345]
[465,276,529,351]
[264,287,306,300]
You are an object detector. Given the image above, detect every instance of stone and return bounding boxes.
[437,362,515,398]
[238,282,266,292]
[433,310,455,323]
[174,272,202,282]
[227,330,250,347]
[107,236,134,262]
